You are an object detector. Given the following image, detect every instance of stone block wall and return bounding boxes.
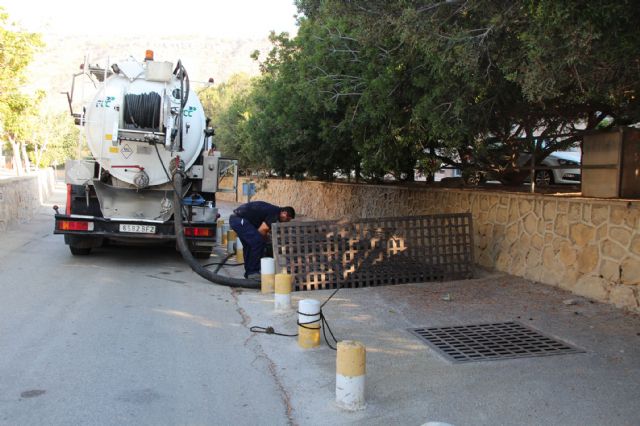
[0,169,55,232]
[221,178,640,312]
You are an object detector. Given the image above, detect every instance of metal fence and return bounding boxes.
[272,213,474,291]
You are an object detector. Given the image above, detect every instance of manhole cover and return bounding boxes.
[409,321,584,363]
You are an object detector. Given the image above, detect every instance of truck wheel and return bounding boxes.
[70,246,92,255]
[65,235,102,255]
[185,241,213,259]
[192,251,211,259]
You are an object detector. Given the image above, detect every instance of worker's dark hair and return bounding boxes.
[281,206,296,219]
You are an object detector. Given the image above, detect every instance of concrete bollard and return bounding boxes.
[274,272,292,311]
[260,257,275,293]
[336,340,366,411]
[298,299,321,349]
[235,238,244,263]
[227,230,237,253]
[221,224,230,245]
[216,219,224,244]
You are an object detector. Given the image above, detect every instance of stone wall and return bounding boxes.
[221,178,640,312]
[0,168,55,232]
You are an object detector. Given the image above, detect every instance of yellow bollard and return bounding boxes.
[298,299,321,349]
[260,257,275,293]
[235,238,244,263]
[221,224,230,245]
[226,230,237,253]
[216,219,224,244]
[274,272,292,311]
[336,340,366,410]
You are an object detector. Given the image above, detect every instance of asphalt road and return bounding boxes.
[0,188,290,425]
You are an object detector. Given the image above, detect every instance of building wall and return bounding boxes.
[220,178,640,312]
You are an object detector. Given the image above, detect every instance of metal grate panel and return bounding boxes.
[272,213,474,291]
[410,321,584,363]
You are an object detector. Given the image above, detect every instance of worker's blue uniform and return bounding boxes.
[229,201,281,278]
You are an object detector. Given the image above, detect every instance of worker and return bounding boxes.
[229,201,296,280]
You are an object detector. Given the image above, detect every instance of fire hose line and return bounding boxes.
[175,168,338,337]
[173,171,260,289]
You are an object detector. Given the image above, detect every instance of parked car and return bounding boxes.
[449,149,581,187]
[527,150,582,186]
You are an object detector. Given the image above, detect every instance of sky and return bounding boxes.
[1,0,300,38]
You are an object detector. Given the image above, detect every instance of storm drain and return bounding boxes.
[409,321,584,363]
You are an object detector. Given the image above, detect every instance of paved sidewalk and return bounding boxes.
[192,201,640,425]
[202,211,640,426]
[172,203,640,426]
[236,271,640,425]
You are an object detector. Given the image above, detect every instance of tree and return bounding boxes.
[332,1,640,181]
[30,108,80,168]
[199,73,257,167]
[0,8,43,175]
[213,0,640,184]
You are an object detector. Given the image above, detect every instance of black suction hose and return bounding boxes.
[173,171,260,289]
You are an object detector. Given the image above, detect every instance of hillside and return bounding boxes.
[28,33,273,112]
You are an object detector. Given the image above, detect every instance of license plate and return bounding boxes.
[119,224,156,234]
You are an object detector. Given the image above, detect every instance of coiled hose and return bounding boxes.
[173,171,260,289]
[124,92,161,128]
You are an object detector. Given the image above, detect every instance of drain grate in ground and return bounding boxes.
[409,321,584,363]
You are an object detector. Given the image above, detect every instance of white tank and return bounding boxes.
[84,57,205,187]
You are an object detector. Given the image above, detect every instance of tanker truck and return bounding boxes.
[54,51,237,258]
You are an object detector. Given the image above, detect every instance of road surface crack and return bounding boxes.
[231,288,296,425]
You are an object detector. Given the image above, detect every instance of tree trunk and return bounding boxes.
[9,137,24,176]
[21,142,31,174]
[426,172,434,183]
[34,145,42,168]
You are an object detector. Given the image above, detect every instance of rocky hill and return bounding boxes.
[28,33,272,112]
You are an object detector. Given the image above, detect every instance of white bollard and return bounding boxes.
[336,340,366,411]
[260,257,275,293]
[298,299,321,348]
[274,273,292,311]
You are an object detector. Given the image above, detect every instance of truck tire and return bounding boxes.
[69,246,92,255]
[185,240,213,259]
[192,250,212,259]
[64,235,103,255]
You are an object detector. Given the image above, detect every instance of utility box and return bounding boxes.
[145,61,173,82]
[582,127,640,199]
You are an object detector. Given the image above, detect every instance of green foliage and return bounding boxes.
[32,110,81,167]
[212,0,640,183]
[0,8,44,162]
[0,9,43,97]
[199,73,256,166]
